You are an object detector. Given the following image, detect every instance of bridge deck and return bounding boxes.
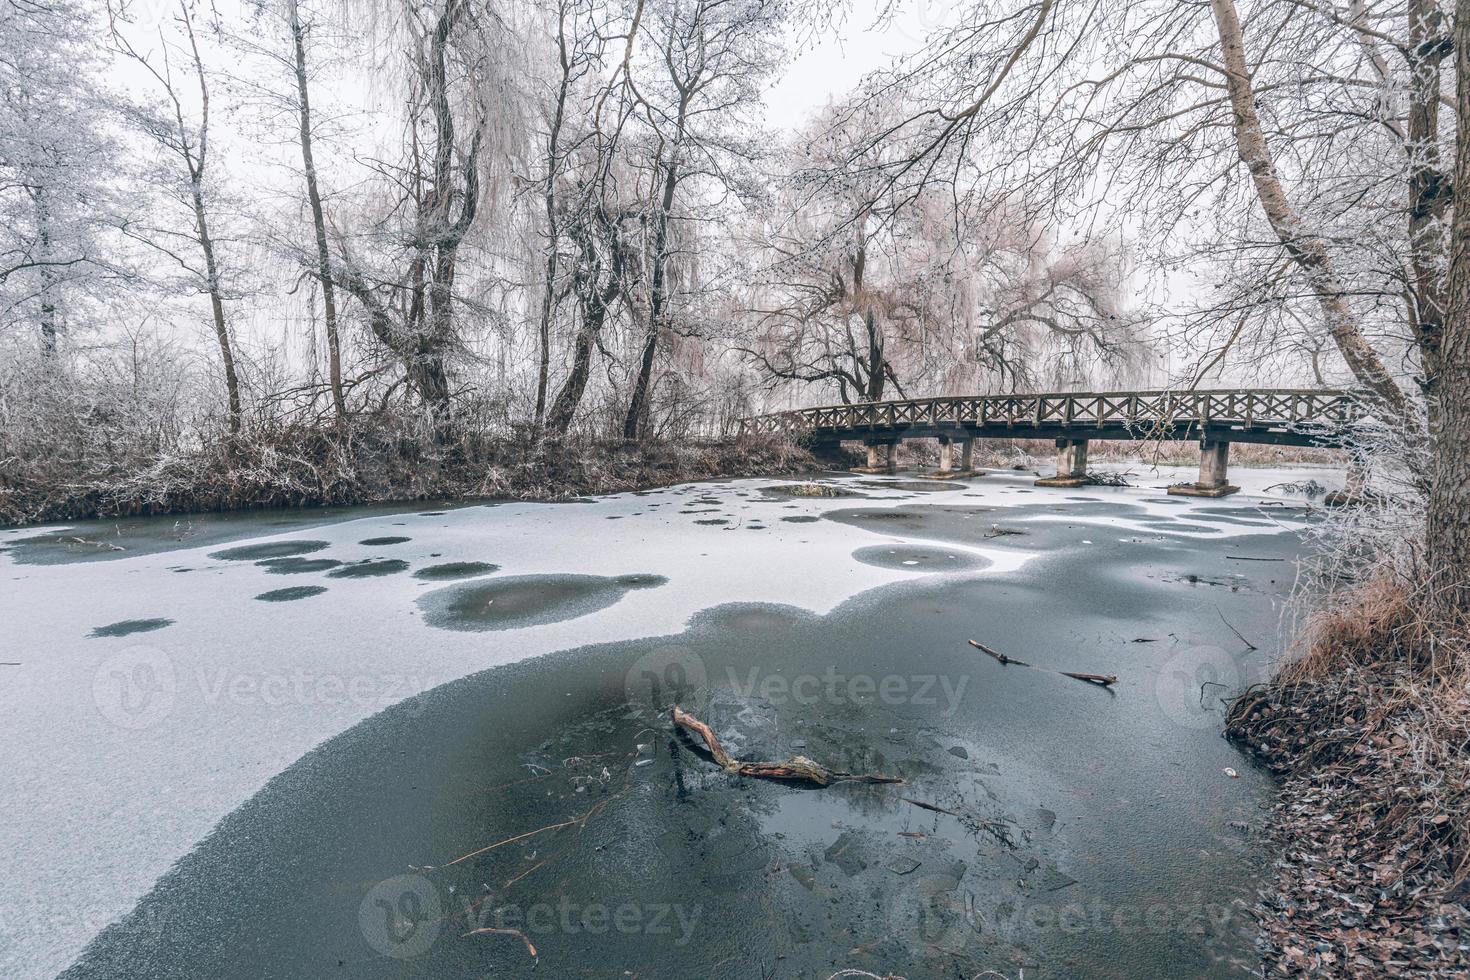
[736,389,1364,448]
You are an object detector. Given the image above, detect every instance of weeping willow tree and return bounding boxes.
[328,0,530,430]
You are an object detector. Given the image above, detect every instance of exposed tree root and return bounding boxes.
[671,706,903,786]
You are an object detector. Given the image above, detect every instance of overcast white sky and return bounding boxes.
[763,0,933,130]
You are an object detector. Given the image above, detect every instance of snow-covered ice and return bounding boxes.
[0,464,1336,978]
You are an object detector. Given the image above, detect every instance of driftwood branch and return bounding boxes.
[967,639,1117,687]
[671,706,903,787]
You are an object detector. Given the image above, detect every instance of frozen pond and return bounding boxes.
[0,463,1344,978]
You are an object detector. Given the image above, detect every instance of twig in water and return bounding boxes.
[967,639,1117,686]
[903,796,960,816]
[461,925,538,957]
[1215,606,1258,651]
[672,706,903,786]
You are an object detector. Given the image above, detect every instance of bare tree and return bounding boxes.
[833,0,1459,427]
[109,0,243,434]
[619,0,786,441]
[740,102,1143,406]
[1429,0,1470,619]
[330,0,507,429]
[285,0,346,421]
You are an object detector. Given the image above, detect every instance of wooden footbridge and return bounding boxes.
[736,389,1365,497]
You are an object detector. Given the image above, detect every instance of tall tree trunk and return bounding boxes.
[1209,0,1411,422]
[191,182,243,435]
[287,0,345,422]
[178,9,241,435]
[546,281,616,439]
[33,189,58,356]
[624,91,692,442]
[1427,0,1470,623]
[533,4,573,438]
[1405,0,1451,411]
[863,307,885,401]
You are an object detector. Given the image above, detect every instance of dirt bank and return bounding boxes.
[1226,581,1470,977]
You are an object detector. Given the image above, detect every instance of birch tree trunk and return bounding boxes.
[1426,0,1470,624]
[1209,0,1411,422]
[286,0,345,422]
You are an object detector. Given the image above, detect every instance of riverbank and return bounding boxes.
[1225,579,1470,977]
[0,426,819,527]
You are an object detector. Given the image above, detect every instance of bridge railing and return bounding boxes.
[736,389,1366,438]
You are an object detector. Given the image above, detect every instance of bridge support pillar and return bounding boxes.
[1325,459,1372,507]
[852,440,898,474]
[960,439,973,471]
[1168,439,1240,498]
[1035,438,1089,488]
[937,437,955,473]
[925,435,978,480]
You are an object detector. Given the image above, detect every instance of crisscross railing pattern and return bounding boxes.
[737,389,1364,445]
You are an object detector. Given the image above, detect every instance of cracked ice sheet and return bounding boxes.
[0,465,1335,979]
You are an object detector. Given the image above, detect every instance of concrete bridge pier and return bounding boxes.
[1325,457,1372,507]
[852,439,898,474]
[927,435,978,480]
[938,436,955,473]
[1035,438,1089,488]
[1168,439,1240,498]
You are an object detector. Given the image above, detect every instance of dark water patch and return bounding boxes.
[358,536,411,546]
[851,544,991,573]
[413,561,500,581]
[694,518,729,526]
[613,573,666,589]
[326,559,410,579]
[3,503,446,566]
[418,573,667,632]
[89,618,174,638]
[254,586,328,603]
[209,540,330,562]
[781,515,820,523]
[62,535,1286,980]
[255,557,342,575]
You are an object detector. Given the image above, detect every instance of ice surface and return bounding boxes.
[0,463,1338,979]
